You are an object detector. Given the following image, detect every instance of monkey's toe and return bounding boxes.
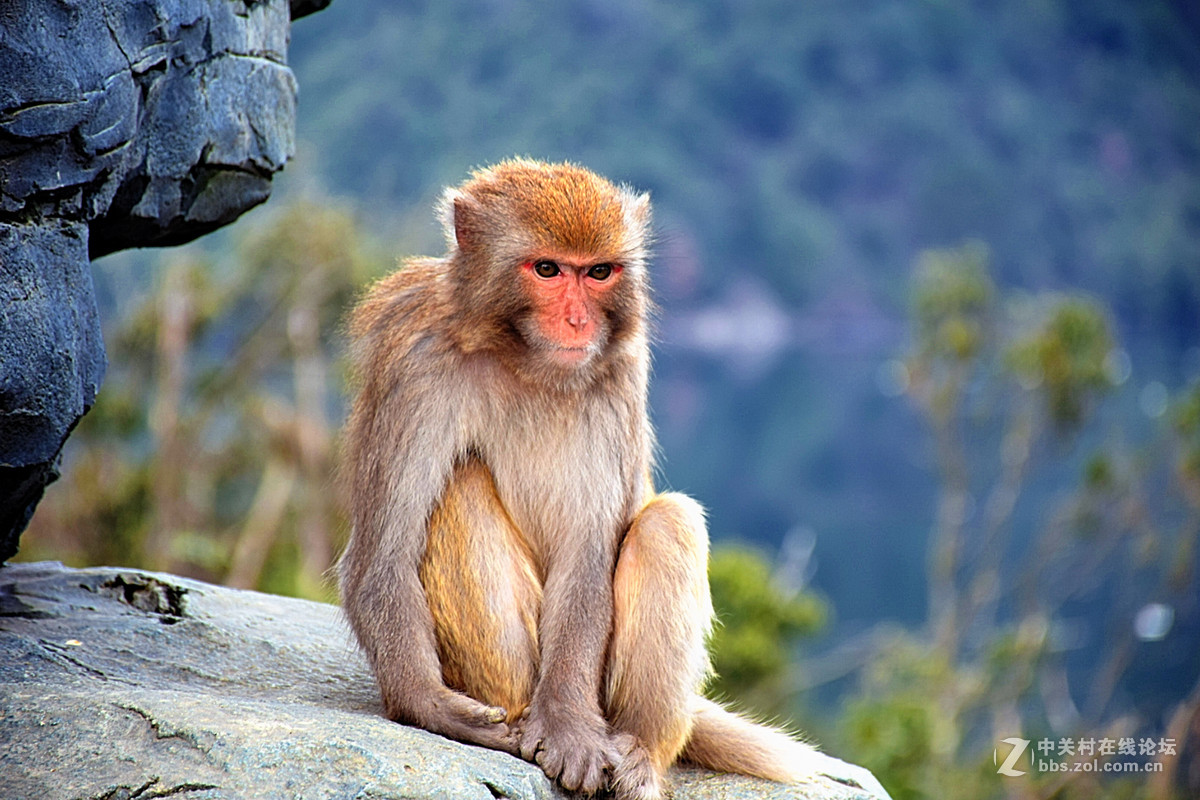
[516,704,617,793]
[428,692,518,754]
[556,745,611,793]
[612,742,666,800]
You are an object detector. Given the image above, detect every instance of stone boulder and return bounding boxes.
[0,0,329,561]
[0,561,891,800]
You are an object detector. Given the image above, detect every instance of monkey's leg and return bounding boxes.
[606,492,713,800]
[421,458,541,725]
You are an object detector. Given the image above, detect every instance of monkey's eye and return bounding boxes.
[533,260,560,278]
[588,263,614,281]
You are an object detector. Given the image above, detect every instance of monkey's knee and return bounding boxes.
[618,492,711,619]
[627,492,709,568]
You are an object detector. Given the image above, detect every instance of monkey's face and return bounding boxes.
[442,159,652,382]
[517,256,624,369]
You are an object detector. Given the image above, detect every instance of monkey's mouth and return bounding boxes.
[550,346,593,365]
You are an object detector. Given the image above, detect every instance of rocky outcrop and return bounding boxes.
[0,0,329,561]
[0,561,891,800]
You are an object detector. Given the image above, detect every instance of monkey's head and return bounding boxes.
[440,159,652,384]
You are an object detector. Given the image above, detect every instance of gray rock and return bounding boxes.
[0,0,326,560]
[0,0,298,256]
[0,222,105,553]
[0,562,891,800]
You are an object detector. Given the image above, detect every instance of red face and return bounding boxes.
[522,258,624,365]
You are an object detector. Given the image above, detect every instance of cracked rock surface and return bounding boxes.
[0,561,891,800]
[0,0,327,562]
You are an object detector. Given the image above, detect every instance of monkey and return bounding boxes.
[338,159,821,800]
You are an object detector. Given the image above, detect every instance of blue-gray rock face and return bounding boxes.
[0,0,327,560]
[0,222,104,543]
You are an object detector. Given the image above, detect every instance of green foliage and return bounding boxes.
[706,546,825,715]
[908,243,997,425]
[1166,381,1200,590]
[1173,381,1200,504]
[1006,298,1115,430]
[842,638,989,800]
[913,242,995,366]
[909,243,1117,434]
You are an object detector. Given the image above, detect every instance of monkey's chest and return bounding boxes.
[480,417,630,552]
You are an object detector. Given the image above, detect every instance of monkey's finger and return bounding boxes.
[534,744,564,780]
[611,731,637,758]
[519,734,544,762]
[561,746,611,794]
[577,756,607,795]
[558,751,596,793]
[458,701,507,725]
[441,714,513,752]
[605,737,626,767]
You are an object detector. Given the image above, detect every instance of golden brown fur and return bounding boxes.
[338,159,820,799]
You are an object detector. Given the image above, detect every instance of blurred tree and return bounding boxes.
[707,545,826,716]
[842,635,992,800]
[839,244,1198,800]
[23,197,387,601]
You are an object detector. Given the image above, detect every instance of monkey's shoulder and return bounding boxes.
[348,257,453,357]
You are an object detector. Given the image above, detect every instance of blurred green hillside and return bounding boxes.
[279,0,1200,626]
[292,0,1200,320]
[24,1,1200,797]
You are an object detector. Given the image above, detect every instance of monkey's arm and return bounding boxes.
[339,353,513,753]
[516,523,621,791]
[517,402,650,794]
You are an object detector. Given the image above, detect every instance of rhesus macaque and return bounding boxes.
[339,159,820,799]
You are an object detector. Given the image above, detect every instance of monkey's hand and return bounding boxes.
[406,687,517,756]
[515,701,621,794]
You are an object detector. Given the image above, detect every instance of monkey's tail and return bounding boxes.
[679,696,820,784]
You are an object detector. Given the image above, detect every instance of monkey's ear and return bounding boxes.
[630,192,652,224]
[438,189,484,253]
[624,191,652,243]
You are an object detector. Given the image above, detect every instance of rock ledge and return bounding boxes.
[0,562,890,800]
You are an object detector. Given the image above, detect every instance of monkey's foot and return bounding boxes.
[515,704,621,794]
[400,689,516,756]
[611,737,667,800]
